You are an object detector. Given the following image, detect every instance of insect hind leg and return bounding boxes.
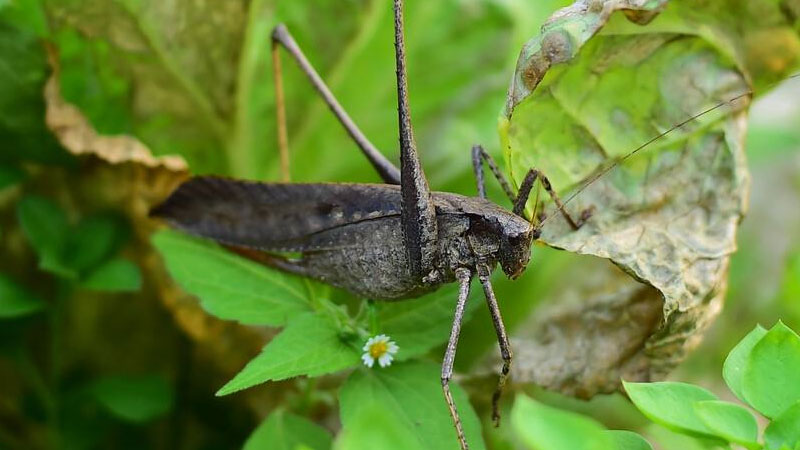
[270,24,401,184]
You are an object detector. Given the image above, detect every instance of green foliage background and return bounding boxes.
[1,0,800,449]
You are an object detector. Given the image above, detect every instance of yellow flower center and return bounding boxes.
[369,341,388,359]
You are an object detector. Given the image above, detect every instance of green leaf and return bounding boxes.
[511,394,611,450]
[217,314,359,396]
[623,381,719,438]
[765,401,800,450]
[724,325,768,403]
[152,230,312,326]
[334,401,418,450]
[0,273,45,318]
[742,321,800,418]
[0,0,48,37]
[17,195,73,277]
[63,214,129,275]
[91,374,173,423]
[693,400,759,448]
[244,410,332,450]
[606,430,653,450]
[339,361,485,450]
[80,258,142,292]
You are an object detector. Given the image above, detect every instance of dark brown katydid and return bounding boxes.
[150,1,769,448]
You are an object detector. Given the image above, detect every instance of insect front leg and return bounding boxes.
[442,268,472,450]
[513,168,593,229]
[270,24,401,184]
[471,144,516,201]
[476,264,512,427]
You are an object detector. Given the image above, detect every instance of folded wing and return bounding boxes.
[150,176,404,251]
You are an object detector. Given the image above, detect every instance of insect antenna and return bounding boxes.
[538,73,800,228]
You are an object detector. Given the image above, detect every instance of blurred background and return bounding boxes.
[1,0,799,449]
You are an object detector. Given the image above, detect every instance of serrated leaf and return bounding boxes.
[80,258,142,292]
[765,402,800,450]
[244,410,332,450]
[724,325,768,403]
[606,430,653,450]
[742,321,800,418]
[693,400,759,448]
[623,381,720,438]
[152,230,311,326]
[0,273,45,318]
[511,394,611,450]
[217,314,359,396]
[91,374,173,423]
[339,361,485,450]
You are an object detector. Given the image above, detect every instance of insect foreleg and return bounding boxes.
[477,264,512,427]
[270,25,401,184]
[471,145,516,202]
[442,268,472,450]
[513,168,592,230]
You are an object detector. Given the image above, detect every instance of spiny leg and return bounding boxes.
[442,268,472,450]
[270,24,401,184]
[476,264,512,427]
[471,145,515,202]
[393,0,438,279]
[513,168,592,230]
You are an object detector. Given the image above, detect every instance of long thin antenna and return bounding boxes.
[539,73,800,227]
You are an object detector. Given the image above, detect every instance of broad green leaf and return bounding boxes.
[510,394,611,450]
[17,195,72,277]
[91,374,173,423]
[334,401,418,450]
[499,0,800,394]
[742,321,800,418]
[244,410,332,450]
[693,400,759,448]
[723,325,768,403]
[623,381,718,438]
[0,0,48,37]
[339,361,485,450]
[0,273,45,318]
[152,230,311,326]
[645,424,729,450]
[62,214,129,275]
[80,258,142,292]
[217,314,359,396]
[765,402,800,450]
[378,282,480,360]
[606,430,653,450]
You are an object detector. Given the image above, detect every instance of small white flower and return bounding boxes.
[361,334,399,368]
